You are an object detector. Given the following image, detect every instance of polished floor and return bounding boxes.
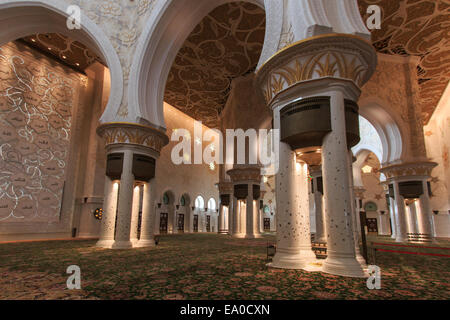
[0,234,449,300]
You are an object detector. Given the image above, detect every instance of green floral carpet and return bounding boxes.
[0,234,449,300]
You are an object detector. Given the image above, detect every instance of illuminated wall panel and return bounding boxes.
[0,42,84,223]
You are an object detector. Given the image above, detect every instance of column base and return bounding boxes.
[134,239,155,248]
[111,241,133,249]
[245,233,262,239]
[356,253,367,268]
[269,247,317,270]
[95,239,114,248]
[395,236,407,243]
[355,246,367,267]
[322,254,366,278]
[315,236,327,243]
[232,233,245,238]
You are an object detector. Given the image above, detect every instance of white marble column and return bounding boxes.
[239,199,246,236]
[418,180,434,239]
[407,202,419,234]
[353,190,363,239]
[311,170,326,243]
[270,141,315,269]
[218,203,225,233]
[96,176,118,248]
[393,181,408,242]
[136,179,156,247]
[130,185,141,245]
[232,196,240,237]
[321,90,364,277]
[112,150,135,249]
[228,201,233,235]
[245,184,255,238]
[347,152,366,267]
[388,192,397,238]
[257,202,262,235]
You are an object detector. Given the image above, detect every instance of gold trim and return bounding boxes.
[256,33,372,76]
[97,122,167,137]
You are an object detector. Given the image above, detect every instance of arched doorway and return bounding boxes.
[207,198,217,232]
[177,193,191,233]
[194,195,205,233]
[157,190,175,234]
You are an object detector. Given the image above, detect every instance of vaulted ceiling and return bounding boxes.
[164,2,266,128]
[359,0,449,123]
[20,33,102,73]
[13,0,449,126]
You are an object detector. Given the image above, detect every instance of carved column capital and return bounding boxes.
[226,166,261,184]
[380,161,437,182]
[217,181,233,195]
[255,33,377,106]
[97,122,169,155]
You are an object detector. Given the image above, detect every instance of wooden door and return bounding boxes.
[193,215,198,232]
[206,215,211,232]
[366,218,378,233]
[160,213,168,234]
[264,218,270,230]
[177,214,184,232]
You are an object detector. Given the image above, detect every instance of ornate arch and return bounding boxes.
[0,0,123,124]
[358,96,405,165]
[128,0,272,130]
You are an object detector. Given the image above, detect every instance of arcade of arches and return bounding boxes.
[0,0,449,289]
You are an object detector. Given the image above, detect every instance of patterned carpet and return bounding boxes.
[0,234,449,300]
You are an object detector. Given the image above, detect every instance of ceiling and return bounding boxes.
[12,0,448,126]
[164,2,266,128]
[358,0,450,123]
[20,33,102,73]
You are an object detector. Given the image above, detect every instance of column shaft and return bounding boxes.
[347,152,366,267]
[136,179,156,247]
[313,175,326,243]
[130,185,141,245]
[228,199,233,235]
[245,184,255,238]
[393,181,408,242]
[389,195,397,238]
[218,204,224,233]
[112,150,134,249]
[270,142,315,269]
[96,176,118,248]
[321,90,364,277]
[418,180,434,238]
[232,196,240,237]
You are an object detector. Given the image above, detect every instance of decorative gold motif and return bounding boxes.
[257,35,376,105]
[278,23,294,50]
[97,122,169,154]
[164,2,265,128]
[380,161,438,180]
[226,167,261,184]
[358,0,450,123]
